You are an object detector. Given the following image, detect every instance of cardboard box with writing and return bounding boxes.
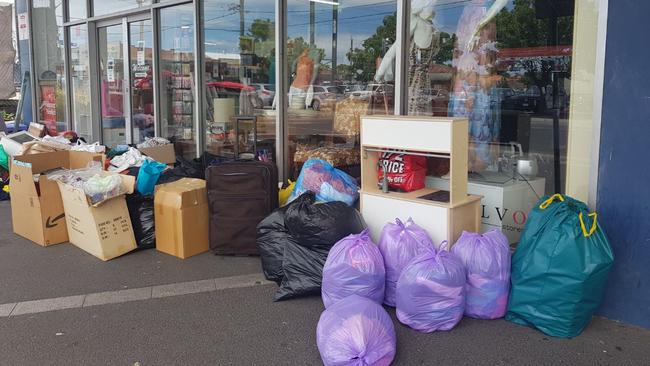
[139,144,175,165]
[154,178,209,259]
[10,151,104,246]
[57,173,137,261]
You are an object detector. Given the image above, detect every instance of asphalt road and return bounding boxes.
[2,284,650,366]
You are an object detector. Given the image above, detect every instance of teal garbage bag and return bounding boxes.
[136,159,167,196]
[506,194,614,338]
[0,145,8,171]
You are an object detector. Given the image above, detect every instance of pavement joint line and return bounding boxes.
[1,273,273,318]
[0,302,17,317]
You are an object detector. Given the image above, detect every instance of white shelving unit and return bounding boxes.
[360,115,482,247]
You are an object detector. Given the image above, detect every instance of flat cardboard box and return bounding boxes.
[139,144,176,164]
[57,173,137,261]
[154,178,209,259]
[10,151,104,246]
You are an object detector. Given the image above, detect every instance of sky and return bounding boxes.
[204,0,517,66]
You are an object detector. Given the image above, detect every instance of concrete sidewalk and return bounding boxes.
[2,201,650,365]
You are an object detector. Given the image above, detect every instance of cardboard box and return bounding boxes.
[139,144,175,164]
[154,178,209,259]
[10,151,104,246]
[57,173,137,261]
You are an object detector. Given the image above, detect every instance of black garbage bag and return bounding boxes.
[284,191,365,248]
[158,156,204,183]
[126,191,156,250]
[275,242,332,301]
[257,207,290,284]
[257,191,366,301]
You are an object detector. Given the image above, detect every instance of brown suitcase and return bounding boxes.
[206,160,279,255]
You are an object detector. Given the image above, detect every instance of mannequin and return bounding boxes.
[449,0,508,171]
[375,1,441,115]
[375,0,439,83]
[290,47,322,109]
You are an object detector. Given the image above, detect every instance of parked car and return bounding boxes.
[252,83,275,106]
[502,86,543,113]
[343,84,365,96]
[310,85,341,110]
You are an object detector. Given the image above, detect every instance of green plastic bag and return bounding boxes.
[0,145,9,171]
[506,194,614,338]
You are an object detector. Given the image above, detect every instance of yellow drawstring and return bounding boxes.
[579,212,598,237]
[539,194,564,209]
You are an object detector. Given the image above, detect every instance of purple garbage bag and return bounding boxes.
[451,230,511,319]
[317,294,396,366]
[396,246,466,332]
[378,218,433,307]
[322,229,386,308]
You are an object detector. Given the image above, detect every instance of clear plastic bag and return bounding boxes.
[46,162,126,204]
[452,230,510,319]
[288,158,359,206]
[321,229,385,308]
[317,294,396,366]
[378,218,434,307]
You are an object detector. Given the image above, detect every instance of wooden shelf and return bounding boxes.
[360,187,481,209]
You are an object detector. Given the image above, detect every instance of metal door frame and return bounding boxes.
[94,12,152,146]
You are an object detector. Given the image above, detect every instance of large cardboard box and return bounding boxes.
[57,173,137,261]
[154,178,209,259]
[10,151,104,246]
[139,144,175,164]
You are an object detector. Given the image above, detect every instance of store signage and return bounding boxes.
[107,58,115,82]
[17,13,29,41]
[137,51,145,66]
[132,64,150,79]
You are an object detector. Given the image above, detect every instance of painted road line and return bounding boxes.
[1,273,273,318]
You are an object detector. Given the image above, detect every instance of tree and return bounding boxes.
[249,19,273,42]
[435,32,456,65]
[346,13,397,82]
[494,0,574,111]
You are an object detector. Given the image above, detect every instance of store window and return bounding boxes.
[158,4,196,158]
[405,0,576,196]
[130,20,155,143]
[69,24,93,141]
[92,0,151,18]
[68,0,87,22]
[286,0,397,178]
[31,0,66,133]
[203,0,276,160]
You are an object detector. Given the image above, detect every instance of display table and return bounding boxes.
[427,173,545,244]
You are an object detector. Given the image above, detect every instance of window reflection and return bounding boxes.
[159,4,196,158]
[70,25,92,141]
[287,0,397,179]
[32,0,66,133]
[92,0,151,18]
[203,0,276,161]
[407,0,574,195]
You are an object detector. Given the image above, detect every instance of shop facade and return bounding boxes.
[19,0,601,198]
[20,0,650,328]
